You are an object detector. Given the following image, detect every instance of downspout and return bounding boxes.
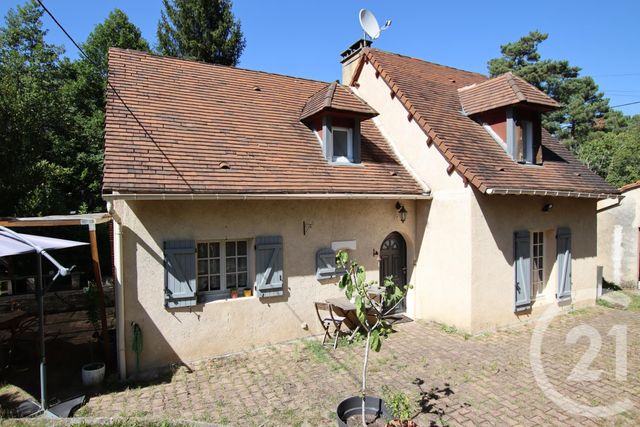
[413,198,419,319]
[106,201,126,380]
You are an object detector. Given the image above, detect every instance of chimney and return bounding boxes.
[340,39,371,85]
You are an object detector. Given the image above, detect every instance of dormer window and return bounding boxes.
[458,72,560,166]
[332,127,353,163]
[300,81,378,166]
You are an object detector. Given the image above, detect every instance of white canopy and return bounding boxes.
[0,230,88,258]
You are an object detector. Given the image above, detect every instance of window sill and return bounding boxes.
[329,161,364,167]
[517,161,543,167]
[198,291,255,305]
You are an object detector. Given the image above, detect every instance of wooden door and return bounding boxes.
[380,232,407,313]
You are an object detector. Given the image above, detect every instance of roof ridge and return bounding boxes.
[504,72,527,102]
[367,47,487,79]
[620,180,640,192]
[108,47,332,86]
[324,81,338,109]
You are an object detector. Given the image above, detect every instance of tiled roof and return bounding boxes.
[300,81,377,121]
[620,181,640,193]
[355,49,618,197]
[104,49,427,197]
[458,72,560,115]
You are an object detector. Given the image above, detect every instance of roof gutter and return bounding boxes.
[485,188,618,199]
[102,192,432,201]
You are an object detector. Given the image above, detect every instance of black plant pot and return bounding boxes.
[336,396,390,426]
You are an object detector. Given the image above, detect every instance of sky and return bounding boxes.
[2,0,640,116]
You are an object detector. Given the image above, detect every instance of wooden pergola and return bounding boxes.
[0,213,113,367]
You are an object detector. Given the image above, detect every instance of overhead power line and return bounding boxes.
[611,101,640,108]
[35,0,194,192]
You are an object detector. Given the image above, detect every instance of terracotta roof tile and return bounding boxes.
[358,49,618,197]
[458,72,560,115]
[620,181,640,193]
[300,82,377,121]
[104,49,426,196]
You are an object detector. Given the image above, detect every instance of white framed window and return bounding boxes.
[197,240,249,298]
[531,231,545,297]
[332,127,353,163]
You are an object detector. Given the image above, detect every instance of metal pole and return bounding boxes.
[37,252,47,410]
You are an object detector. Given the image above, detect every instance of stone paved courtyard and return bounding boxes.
[76,304,640,426]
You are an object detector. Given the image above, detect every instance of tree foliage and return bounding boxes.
[579,116,640,187]
[0,2,149,216]
[157,0,245,65]
[0,0,70,215]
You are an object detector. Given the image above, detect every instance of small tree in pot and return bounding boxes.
[335,251,411,426]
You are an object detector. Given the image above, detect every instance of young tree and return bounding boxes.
[487,31,610,148]
[336,251,410,426]
[157,0,245,65]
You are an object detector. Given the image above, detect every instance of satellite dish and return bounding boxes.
[359,9,391,41]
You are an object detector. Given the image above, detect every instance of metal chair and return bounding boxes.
[314,302,346,349]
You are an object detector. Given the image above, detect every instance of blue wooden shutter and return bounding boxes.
[556,227,572,301]
[255,236,284,298]
[514,230,531,312]
[315,247,344,280]
[164,240,197,308]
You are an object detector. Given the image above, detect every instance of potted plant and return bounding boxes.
[82,283,105,386]
[243,288,252,298]
[335,251,411,427]
[230,287,239,299]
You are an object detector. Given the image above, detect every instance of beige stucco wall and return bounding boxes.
[114,198,419,372]
[354,61,474,329]
[597,188,640,287]
[470,193,598,332]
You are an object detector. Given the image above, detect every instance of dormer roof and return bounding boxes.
[458,72,561,115]
[300,81,378,121]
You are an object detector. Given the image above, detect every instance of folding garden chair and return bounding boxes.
[314,302,346,349]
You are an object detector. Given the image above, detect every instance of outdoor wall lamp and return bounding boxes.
[395,202,408,223]
[542,203,553,212]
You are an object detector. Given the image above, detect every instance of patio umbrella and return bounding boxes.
[0,226,88,415]
[0,230,88,258]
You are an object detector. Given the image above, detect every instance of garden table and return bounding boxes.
[325,297,378,341]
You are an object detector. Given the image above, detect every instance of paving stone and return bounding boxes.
[79,306,640,425]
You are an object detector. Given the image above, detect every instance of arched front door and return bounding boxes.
[380,232,407,314]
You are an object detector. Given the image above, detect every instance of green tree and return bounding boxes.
[0,2,150,216]
[488,31,610,148]
[157,0,245,65]
[579,116,640,187]
[0,0,70,216]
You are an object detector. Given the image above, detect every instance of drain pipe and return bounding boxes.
[107,201,126,380]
